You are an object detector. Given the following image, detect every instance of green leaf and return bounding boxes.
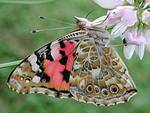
[0,60,22,69]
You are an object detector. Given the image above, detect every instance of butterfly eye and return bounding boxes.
[110,85,119,93]
[112,61,118,66]
[84,61,89,68]
[86,84,93,93]
[94,85,100,94]
[25,77,32,83]
[25,79,30,83]
[101,88,109,96]
[20,77,24,81]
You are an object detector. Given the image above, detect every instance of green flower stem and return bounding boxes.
[0,60,22,69]
[0,0,53,4]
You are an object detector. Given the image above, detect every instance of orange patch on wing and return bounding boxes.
[43,59,65,77]
[59,41,75,55]
[60,80,69,91]
[66,54,74,71]
[43,57,71,91]
[50,73,63,90]
[43,40,76,91]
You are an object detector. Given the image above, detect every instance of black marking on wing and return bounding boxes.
[37,71,50,82]
[46,51,54,61]
[73,52,76,57]
[36,52,44,63]
[45,43,54,61]
[127,89,138,93]
[59,50,66,56]
[59,56,68,65]
[46,43,51,50]
[34,42,52,65]
[61,69,70,82]
[34,52,45,74]
[59,41,65,48]
[41,73,50,82]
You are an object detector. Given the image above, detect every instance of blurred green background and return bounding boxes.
[0,0,150,113]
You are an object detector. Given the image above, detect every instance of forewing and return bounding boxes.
[7,31,85,98]
[69,38,137,106]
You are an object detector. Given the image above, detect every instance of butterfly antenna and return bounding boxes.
[31,26,74,33]
[85,9,96,18]
[38,16,75,26]
[94,12,111,27]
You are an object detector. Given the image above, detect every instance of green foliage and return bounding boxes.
[0,0,54,4]
[0,0,150,113]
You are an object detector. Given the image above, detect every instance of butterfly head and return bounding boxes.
[74,16,99,29]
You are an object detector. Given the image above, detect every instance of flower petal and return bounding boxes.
[121,8,137,26]
[144,29,150,43]
[111,22,127,37]
[94,0,124,9]
[135,44,145,60]
[124,45,136,59]
[142,9,150,24]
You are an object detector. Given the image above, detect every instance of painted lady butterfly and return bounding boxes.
[7,16,137,106]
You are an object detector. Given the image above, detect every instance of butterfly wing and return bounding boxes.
[7,31,86,98]
[69,37,137,106]
[7,28,137,106]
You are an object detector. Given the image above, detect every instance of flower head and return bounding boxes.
[94,0,150,60]
[123,28,150,59]
[106,6,137,37]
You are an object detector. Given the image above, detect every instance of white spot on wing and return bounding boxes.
[14,67,22,75]
[28,54,39,72]
[38,46,47,54]
[51,41,60,60]
[32,76,41,83]
[91,69,100,79]
[74,63,81,70]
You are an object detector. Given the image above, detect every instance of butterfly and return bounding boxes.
[7,16,137,106]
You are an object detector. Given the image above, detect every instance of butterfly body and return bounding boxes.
[7,16,137,106]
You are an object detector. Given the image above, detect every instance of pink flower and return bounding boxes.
[123,28,150,59]
[94,0,150,60]
[94,0,124,9]
[142,9,150,24]
[106,6,137,37]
